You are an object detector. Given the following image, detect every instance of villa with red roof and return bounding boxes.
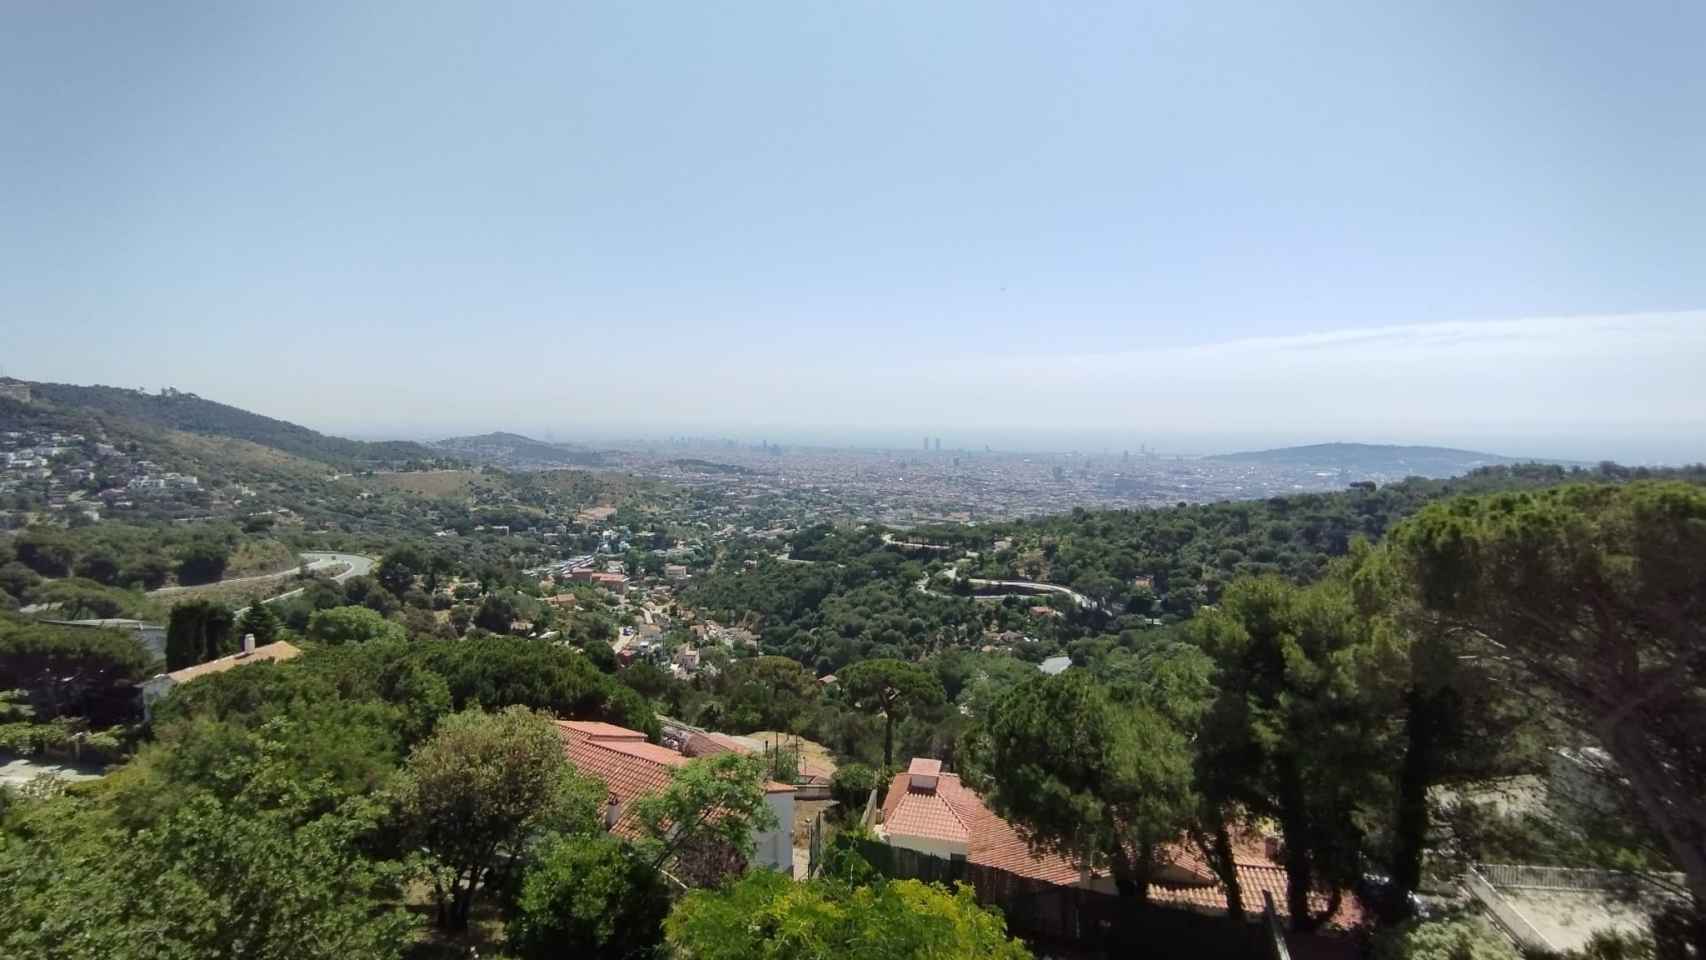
[877,757,1361,927]
[555,720,797,875]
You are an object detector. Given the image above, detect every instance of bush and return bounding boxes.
[306,606,407,646]
[506,834,671,960]
[831,762,881,817]
[1374,917,1520,960]
[175,541,230,586]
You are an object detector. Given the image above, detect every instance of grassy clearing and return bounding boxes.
[225,539,297,577]
[374,471,478,499]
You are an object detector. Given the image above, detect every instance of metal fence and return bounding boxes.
[1476,862,1688,897]
[1464,865,1556,954]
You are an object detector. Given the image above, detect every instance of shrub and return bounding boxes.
[506,834,671,959]
[831,762,880,817]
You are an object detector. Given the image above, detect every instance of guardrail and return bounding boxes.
[1464,865,1556,954]
[1477,862,1688,897]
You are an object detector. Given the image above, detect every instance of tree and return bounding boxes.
[830,762,880,818]
[166,599,236,670]
[306,606,407,646]
[582,638,618,673]
[506,833,672,960]
[72,551,122,586]
[409,635,659,737]
[1390,482,1706,943]
[0,562,41,601]
[0,616,153,720]
[176,540,230,586]
[1192,576,1386,930]
[719,655,820,732]
[1373,917,1520,960]
[13,528,74,577]
[373,549,423,600]
[0,793,413,960]
[664,870,1031,960]
[629,752,778,887]
[238,601,283,645]
[474,592,519,633]
[984,672,1195,902]
[123,554,172,590]
[837,659,943,768]
[1342,541,1536,919]
[392,706,599,931]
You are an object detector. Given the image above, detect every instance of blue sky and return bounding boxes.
[3,2,1703,460]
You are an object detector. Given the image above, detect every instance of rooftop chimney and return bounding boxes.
[907,758,942,793]
[605,793,620,829]
[241,633,256,655]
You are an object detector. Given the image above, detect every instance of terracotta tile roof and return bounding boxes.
[682,730,741,757]
[556,720,793,839]
[1152,863,1364,927]
[556,720,683,836]
[882,778,974,844]
[879,768,1079,883]
[880,760,1360,927]
[163,641,302,684]
[560,720,649,742]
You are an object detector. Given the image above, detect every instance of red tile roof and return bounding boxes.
[556,720,795,839]
[556,720,684,837]
[560,720,650,742]
[880,760,1361,928]
[880,769,1081,884]
[163,641,302,684]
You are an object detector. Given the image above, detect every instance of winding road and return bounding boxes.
[236,552,374,615]
[149,552,373,597]
[914,561,1101,611]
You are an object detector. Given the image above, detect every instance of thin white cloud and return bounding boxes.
[267,309,1706,462]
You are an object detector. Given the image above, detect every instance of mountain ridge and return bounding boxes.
[5,378,447,469]
[1202,441,1556,477]
[430,431,606,468]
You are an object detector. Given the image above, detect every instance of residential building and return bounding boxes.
[140,637,302,719]
[876,758,1361,927]
[555,720,796,875]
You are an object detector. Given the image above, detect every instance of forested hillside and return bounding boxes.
[13,380,446,469]
[432,432,606,468]
[914,463,1706,613]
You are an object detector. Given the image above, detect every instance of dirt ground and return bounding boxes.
[746,731,838,778]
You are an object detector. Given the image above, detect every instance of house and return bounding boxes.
[591,572,629,594]
[877,758,1361,927]
[140,637,302,719]
[664,564,690,580]
[556,720,796,875]
[1038,655,1072,676]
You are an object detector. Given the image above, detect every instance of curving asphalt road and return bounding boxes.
[914,561,1100,611]
[243,552,373,610]
[149,552,373,596]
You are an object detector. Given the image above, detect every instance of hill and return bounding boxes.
[431,432,606,468]
[1203,442,1530,477]
[9,379,444,469]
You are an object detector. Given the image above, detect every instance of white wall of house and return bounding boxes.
[752,789,795,875]
[878,828,968,861]
[140,675,176,721]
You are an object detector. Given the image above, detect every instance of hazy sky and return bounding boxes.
[4,2,1704,461]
